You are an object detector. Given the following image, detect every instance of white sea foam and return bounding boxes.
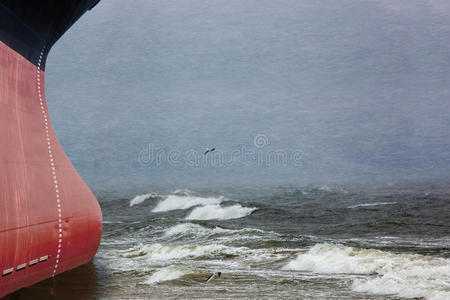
[121,243,234,260]
[163,223,232,237]
[102,220,124,224]
[347,202,397,209]
[318,185,332,191]
[163,223,272,238]
[185,204,257,220]
[120,242,288,264]
[284,243,450,300]
[172,189,194,195]
[146,266,194,284]
[152,195,223,212]
[129,193,155,207]
[342,236,450,249]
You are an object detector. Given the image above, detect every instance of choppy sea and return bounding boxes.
[12,184,450,299]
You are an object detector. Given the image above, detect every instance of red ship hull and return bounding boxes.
[0,1,102,297]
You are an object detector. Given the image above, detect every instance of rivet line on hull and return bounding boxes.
[36,47,63,277]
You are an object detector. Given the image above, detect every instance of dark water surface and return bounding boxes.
[7,184,450,299]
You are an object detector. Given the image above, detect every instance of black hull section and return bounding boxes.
[0,0,100,70]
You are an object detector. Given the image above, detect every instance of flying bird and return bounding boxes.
[204,147,216,155]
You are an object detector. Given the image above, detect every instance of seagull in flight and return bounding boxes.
[204,147,216,155]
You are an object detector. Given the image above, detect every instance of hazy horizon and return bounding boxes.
[45,0,450,190]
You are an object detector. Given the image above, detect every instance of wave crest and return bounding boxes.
[185,204,257,220]
[120,242,288,264]
[163,223,274,238]
[129,193,156,207]
[146,266,195,284]
[284,243,450,300]
[152,195,223,212]
[121,243,235,260]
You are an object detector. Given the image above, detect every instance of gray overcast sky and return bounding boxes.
[45,0,450,189]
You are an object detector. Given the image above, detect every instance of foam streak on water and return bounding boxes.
[163,223,273,238]
[347,202,398,209]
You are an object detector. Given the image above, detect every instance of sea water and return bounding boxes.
[15,184,450,299]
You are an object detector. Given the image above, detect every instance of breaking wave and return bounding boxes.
[185,204,257,220]
[129,193,156,207]
[163,223,275,238]
[121,243,236,260]
[284,243,450,300]
[152,195,223,212]
[163,223,232,237]
[146,266,195,284]
[120,242,289,264]
[129,192,256,221]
